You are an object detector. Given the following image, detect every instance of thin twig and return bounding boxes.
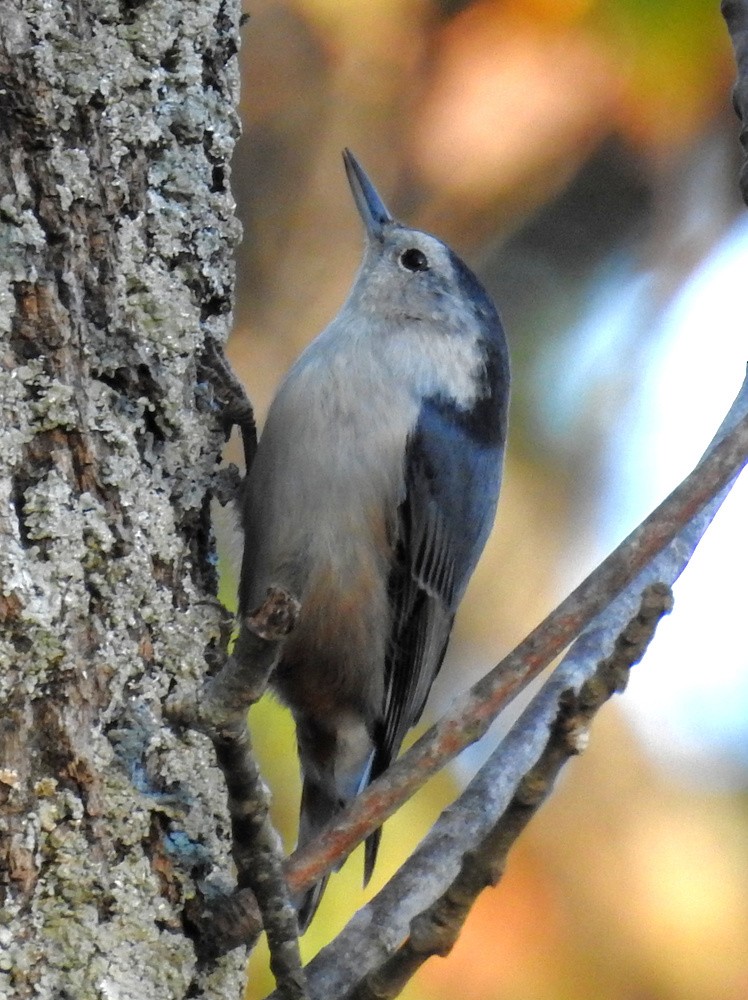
[284,372,748,899]
[349,584,673,1000]
[215,719,307,1000]
[167,587,308,1000]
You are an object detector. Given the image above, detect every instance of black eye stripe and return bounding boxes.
[399,248,429,272]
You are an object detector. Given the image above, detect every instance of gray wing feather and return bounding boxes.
[377,403,504,777]
[363,404,503,880]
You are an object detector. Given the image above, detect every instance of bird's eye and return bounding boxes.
[399,248,429,272]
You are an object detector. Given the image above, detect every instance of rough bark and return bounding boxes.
[0,2,245,997]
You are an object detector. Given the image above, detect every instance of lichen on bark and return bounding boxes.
[0,2,246,997]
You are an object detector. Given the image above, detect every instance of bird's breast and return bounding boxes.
[240,347,416,607]
[239,347,421,720]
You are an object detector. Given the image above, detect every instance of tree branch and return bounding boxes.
[347,584,673,1000]
[167,588,307,1000]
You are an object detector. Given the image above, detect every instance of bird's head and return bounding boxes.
[341,149,501,348]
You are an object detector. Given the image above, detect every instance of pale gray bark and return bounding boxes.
[0,2,246,997]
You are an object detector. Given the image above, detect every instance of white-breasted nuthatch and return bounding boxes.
[238,150,510,928]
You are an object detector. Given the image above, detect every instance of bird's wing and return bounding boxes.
[363,401,503,880]
[375,400,504,779]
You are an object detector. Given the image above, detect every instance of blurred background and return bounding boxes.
[220,1,748,997]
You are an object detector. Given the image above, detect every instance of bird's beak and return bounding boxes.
[343,148,393,240]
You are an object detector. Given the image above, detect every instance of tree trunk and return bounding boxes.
[0,2,245,996]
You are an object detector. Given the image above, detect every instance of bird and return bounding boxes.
[237,149,510,929]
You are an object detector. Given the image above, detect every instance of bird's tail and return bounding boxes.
[295,718,379,930]
[295,778,340,931]
[361,736,392,884]
[296,762,382,930]
[363,825,381,886]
